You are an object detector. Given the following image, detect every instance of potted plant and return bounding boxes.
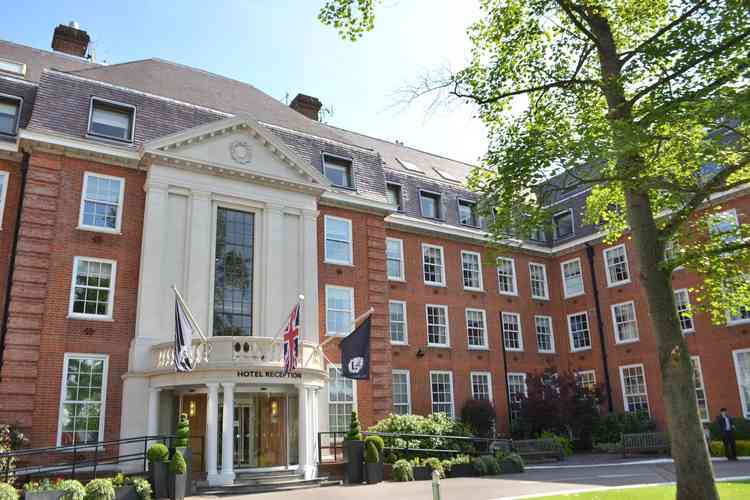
[446,455,475,478]
[173,414,191,496]
[411,458,430,481]
[128,479,152,500]
[147,443,169,499]
[423,457,444,479]
[363,436,384,484]
[24,479,63,500]
[0,482,18,500]
[57,480,85,500]
[168,451,187,500]
[391,459,413,482]
[497,453,525,474]
[343,411,364,484]
[111,474,136,500]
[84,479,115,500]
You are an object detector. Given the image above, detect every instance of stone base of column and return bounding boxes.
[219,471,235,486]
[302,464,317,480]
[206,473,223,487]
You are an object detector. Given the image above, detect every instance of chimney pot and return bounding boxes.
[51,22,90,58]
[290,93,322,121]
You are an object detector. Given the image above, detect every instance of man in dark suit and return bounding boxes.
[716,408,738,461]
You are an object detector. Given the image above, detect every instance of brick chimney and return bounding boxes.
[290,93,322,121]
[51,21,90,58]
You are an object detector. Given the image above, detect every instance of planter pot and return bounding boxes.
[25,491,64,500]
[150,460,170,499]
[343,440,364,484]
[498,459,523,474]
[383,463,393,481]
[447,463,476,478]
[365,462,383,484]
[176,447,192,496]
[169,474,186,500]
[115,486,138,500]
[412,465,431,481]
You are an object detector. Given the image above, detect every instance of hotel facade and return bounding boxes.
[0,23,748,485]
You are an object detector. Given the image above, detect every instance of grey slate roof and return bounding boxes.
[0,39,98,82]
[0,76,37,130]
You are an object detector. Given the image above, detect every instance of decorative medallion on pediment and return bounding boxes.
[229,140,253,165]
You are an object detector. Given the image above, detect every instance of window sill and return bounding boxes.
[391,341,409,346]
[538,350,556,355]
[86,132,134,146]
[427,344,451,349]
[324,260,354,267]
[498,291,518,297]
[615,338,640,346]
[77,225,122,235]
[532,296,550,301]
[681,329,696,335]
[424,282,447,288]
[468,346,489,351]
[464,287,485,293]
[564,291,586,299]
[607,279,632,288]
[505,348,524,352]
[571,347,592,353]
[727,319,750,327]
[68,314,114,322]
[388,277,406,283]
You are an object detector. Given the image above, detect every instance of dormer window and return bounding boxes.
[0,58,26,77]
[386,183,403,211]
[553,209,574,239]
[0,96,21,136]
[88,98,135,142]
[420,191,441,219]
[322,154,354,188]
[458,199,478,227]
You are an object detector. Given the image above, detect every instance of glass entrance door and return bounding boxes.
[229,394,288,468]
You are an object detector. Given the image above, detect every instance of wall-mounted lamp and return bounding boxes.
[188,400,197,417]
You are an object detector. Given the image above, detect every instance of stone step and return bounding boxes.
[197,477,339,496]
[234,472,305,485]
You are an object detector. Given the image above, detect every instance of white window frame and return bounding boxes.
[461,250,484,291]
[77,172,126,234]
[425,304,450,347]
[501,311,524,352]
[619,363,650,415]
[733,348,750,418]
[56,353,109,447]
[323,215,353,265]
[496,257,518,296]
[0,58,27,77]
[327,365,357,432]
[561,257,585,298]
[419,190,442,219]
[457,199,479,227]
[325,285,355,336]
[385,182,404,212]
[465,308,488,350]
[392,369,411,415]
[0,94,22,136]
[388,300,408,345]
[386,237,405,281]
[709,208,739,238]
[422,243,446,286]
[575,370,597,391]
[604,244,631,287]
[470,371,493,402]
[322,153,354,189]
[429,370,455,417]
[87,97,136,143]
[567,311,592,352]
[674,288,695,334]
[528,262,549,300]
[68,257,117,321]
[691,356,710,423]
[553,208,574,239]
[0,171,9,230]
[611,301,639,344]
[534,315,555,353]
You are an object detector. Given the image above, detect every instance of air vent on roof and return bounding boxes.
[434,168,460,182]
[397,158,424,173]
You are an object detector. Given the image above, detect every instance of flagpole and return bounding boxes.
[172,285,208,342]
[318,306,374,349]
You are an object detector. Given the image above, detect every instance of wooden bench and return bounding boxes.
[512,438,564,461]
[620,432,670,457]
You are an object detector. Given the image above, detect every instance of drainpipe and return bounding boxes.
[585,243,614,413]
[0,152,29,380]
[500,313,513,433]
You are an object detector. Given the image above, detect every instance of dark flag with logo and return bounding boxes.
[341,316,371,379]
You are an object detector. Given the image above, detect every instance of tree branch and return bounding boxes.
[451,78,599,105]
[555,0,599,46]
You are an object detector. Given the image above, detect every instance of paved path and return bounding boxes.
[193,458,750,500]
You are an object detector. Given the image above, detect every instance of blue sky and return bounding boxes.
[3,0,487,164]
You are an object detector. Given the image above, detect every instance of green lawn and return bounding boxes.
[531,481,750,499]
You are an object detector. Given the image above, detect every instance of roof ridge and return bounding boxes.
[70,58,152,73]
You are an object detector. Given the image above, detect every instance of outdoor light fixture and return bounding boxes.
[188,400,197,417]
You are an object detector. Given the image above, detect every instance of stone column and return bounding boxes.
[307,387,319,480]
[205,383,220,485]
[220,382,236,485]
[297,385,308,476]
[187,190,212,334]
[301,210,320,344]
[147,388,161,437]
[264,204,286,336]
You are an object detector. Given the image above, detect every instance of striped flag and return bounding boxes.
[174,294,196,372]
[282,302,302,375]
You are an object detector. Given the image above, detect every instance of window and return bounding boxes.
[328,366,355,432]
[461,251,483,291]
[612,301,639,344]
[733,349,750,418]
[553,210,574,239]
[324,215,353,265]
[213,208,255,336]
[69,257,116,320]
[386,183,403,211]
[502,312,523,351]
[507,373,527,421]
[435,168,460,182]
[674,289,694,333]
[604,245,631,287]
[534,315,555,353]
[664,239,682,269]
[389,300,408,345]
[576,370,596,392]
[419,191,441,219]
[458,200,478,227]
[528,263,549,300]
[430,371,454,417]
[422,244,445,286]
[709,209,739,242]
[88,98,135,142]
[78,173,125,233]
[496,257,517,295]
[426,305,449,346]
[466,309,487,349]
[620,364,649,414]
[386,238,405,280]
[0,171,8,229]
[322,154,354,188]
[0,58,26,76]
[392,370,411,415]
[0,96,21,136]
[471,372,492,401]
[561,258,584,297]
[325,286,354,336]
[691,357,709,422]
[530,226,547,243]
[397,158,424,173]
[58,354,108,446]
[567,312,591,352]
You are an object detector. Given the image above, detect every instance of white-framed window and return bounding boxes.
[422,244,446,286]
[68,257,117,320]
[88,97,135,142]
[322,154,354,188]
[709,209,739,242]
[420,191,442,219]
[324,215,353,265]
[325,285,354,336]
[386,238,405,280]
[389,300,408,345]
[604,244,631,287]
[534,315,555,353]
[733,349,750,418]
[575,370,596,392]
[528,262,549,300]
[496,257,517,295]
[664,239,683,270]
[466,308,488,349]
[502,311,523,351]
[328,366,356,432]
[553,209,574,239]
[691,356,709,422]
[620,364,650,414]
[392,370,411,415]
[507,372,527,421]
[57,354,108,446]
[674,289,694,333]
[461,251,483,291]
[561,258,585,298]
[567,312,592,352]
[386,183,403,211]
[0,58,26,77]
[457,199,479,227]
[612,301,639,344]
[0,171,8,229]
[0,95,22,136]
[426,304,450,347]
[470,371,493,401]
[430,370,454,417]
[78,172,125,233]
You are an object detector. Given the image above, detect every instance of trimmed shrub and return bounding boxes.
[471,456,488,475]
[423,457,444,479]
[365,435,384,454]
[593,412,656,445]
[392,459,414,482]
[709,440,750,457]
[540,431,573,456]
[460,399,496,438]
[170,450,187,475]
[24,480,58,492]
[364,440,379,464]
[346,411,363,441]
[368,413,472,461]
[175,413,190,448]
[147,443,169,463]
[0,483,17,500]
[129,478,152,500]
[481,455,500,475]
[110,474,126,489]
[84,479,115,500]
[499,453,525,473]
[709,418,750,441]
[58,480,85,500]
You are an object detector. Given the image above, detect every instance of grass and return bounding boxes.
[531,481,750,499]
